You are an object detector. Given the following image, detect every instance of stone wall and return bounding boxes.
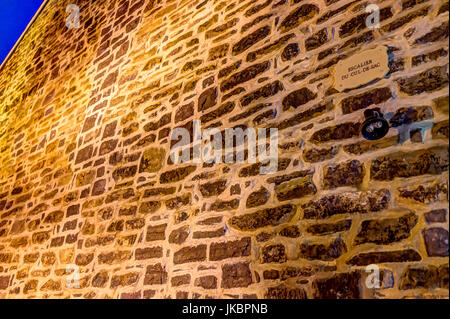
[0,0,448,299]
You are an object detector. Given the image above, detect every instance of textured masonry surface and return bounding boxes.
[0,0,448,299]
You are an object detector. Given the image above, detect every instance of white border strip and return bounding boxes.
[0,0,50,72]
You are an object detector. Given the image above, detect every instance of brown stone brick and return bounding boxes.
[239,158,291,177]
[343,136,398,155]
[0,253,13,263]
[0,276,10,290]
[144,113,172,132]
[389,106,434,127]
[67,204,80,217]
[198,87,218,112]
[262,244,287,263]
[432,120,449,140]
[120,291,142,299]
[92,179,106,196]
[277,103,332,131]
[398,66,449,95]
[399,182,448,203]
[383,7,430,33]
[310,122,361,143]
[303,146,339,163]
[99,139,118,156]
[168,226,189,245]
[279,4,319,32]
[193,228,225,239]
[240,81,284,107]
[92,271,109,288]
[279,225,301,238]
[205,18,238,39]
[313,272,361,299]
[119,206,137,216]
[126,218,145,230]
[281,43,300,61]
[32,231,50,244]
[400,264,448,290]
[210,199,239,212]
[98,251,132,265]
[50,236,65,247]
[10,236,28,248]
[82,114,97,133]
[41,279,62,292]
[75,145,94,164]
[263,269,280,280]
[246,187,269,208]
[171,274,191,287]
[220,60,270,92]
[347,249,422,266]
[111,272,140,288]
[412,48,448,67]
[23,280,38,294]
[41,252,56,266]
[306,220,352,235]
[221,262,252,288]
[246,34,295,62]
[135,247,163,260]
[323,160,364,189]
[208,44,229,61]
[209,237,251,261]
[165,194,191,210]
[139,201,161,214]
[199,180,227,197]
[299,238,347,261]
[424,209,447,224]
[218,60,242,79]
[423,228,449,257]
[341,87,392,114]
[146,224,167,242]
[229,204,296,231]
[107,220,124,232]
[76,170,96,187]
[195,276,217,289]
[160,166,197,184]
[275,176,316,201]
[354,213,418,245]
[10,219,25,235]
[245,0,271,17]
[75,253,94,266]
[173,245,207,264]
[370,146,449,181]
[302,189,390,219]
[282,87,317,111]
[305,28,328,51]
[201,102,235,123]
[175,102,194,123]
[24,252,39,263]
[414,21,449,44]
[139,148,165,174]
[265,284,307,299]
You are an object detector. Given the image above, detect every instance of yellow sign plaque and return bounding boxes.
[333,46,389,91]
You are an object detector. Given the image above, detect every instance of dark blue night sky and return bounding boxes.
[0,0,44,65]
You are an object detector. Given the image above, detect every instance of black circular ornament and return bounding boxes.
[361,108,389,140]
